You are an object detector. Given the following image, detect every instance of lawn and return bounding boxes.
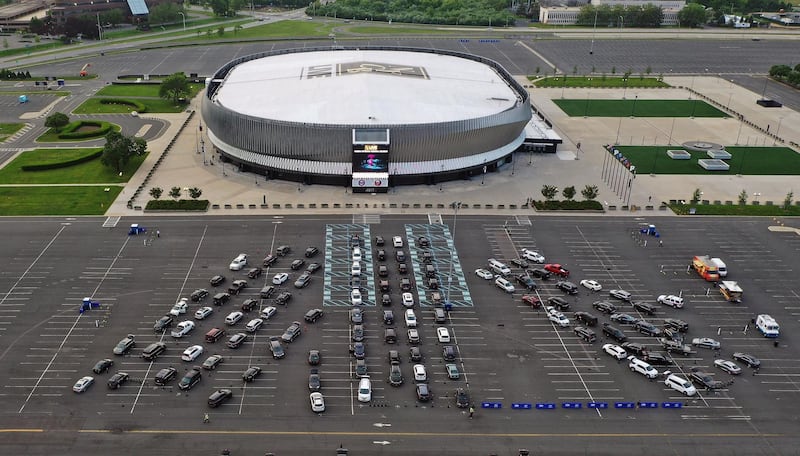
[554,99,729,118]
[36,122,120,142]
[0,123,24,141]
[0,148,147,184]
[168,20,336,42]
[95,83,204,98]
[348,25,454,34]
[103,17,246,40]
[534,76,669,88]
[73,97,189,114]
[0,186,122,216]
[612,146,800,175]
[669,203,800,216]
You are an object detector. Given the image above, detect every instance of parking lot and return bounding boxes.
[1,214,800,455]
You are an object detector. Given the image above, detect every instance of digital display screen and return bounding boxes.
[352,144,389,173]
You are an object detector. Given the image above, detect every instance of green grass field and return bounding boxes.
[168,20,336,42]
[36,122,120,142]
[95,83,203,98]
[0,186,122,216]
[669,203,800,216]
[0,123,24,141]
[0,148,146,184]
[348,25,454,34]
[534,76,669,88]
[613,146,800,175]
[73,97,188,114]
[555,99,729,117]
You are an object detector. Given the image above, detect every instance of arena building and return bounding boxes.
[201,46,532,192]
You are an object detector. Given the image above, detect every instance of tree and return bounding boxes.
[738,189,748,205]
[159,72,190,105]
[784,190,794,210]
[562,186,576,200]
[169,187,182,200]
[148,3,181,25]
[769,64,792,79]
[99,9,125,27]
[100,131,147,174]
[691,188,702,203]
[679,3,709,28]
[541,185,558,201]
[581,185,599,200]
[45,112,70,132]
[188,187,203,199]
[149,187,163,199]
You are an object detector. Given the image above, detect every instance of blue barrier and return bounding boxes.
[459,39,470,42]
[562,402,582,409]
[638,402,659,409]
[662,402,683,409]
[615,402,636,409]
[535,403,556,410]
[587,402,608,409]
[481,402,502,409]
[511,403,532,410]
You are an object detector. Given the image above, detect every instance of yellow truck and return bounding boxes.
[719,281,743,302]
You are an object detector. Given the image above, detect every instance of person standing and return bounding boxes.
[469,406,474,419]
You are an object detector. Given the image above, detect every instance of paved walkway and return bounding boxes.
[105,75,800,217]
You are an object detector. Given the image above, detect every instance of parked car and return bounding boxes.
[228,279,247,295]
[275,292,292,306]
[308,350,321,366]
[602,343,627,360]
[692,337,721,350]
[294,273,311,288]
[291,259,306,270]
[579,279,602,291]
[574,311,598,326]
[632,301,657,315]
[306,262,321,274]
[92,359,114,374]
[227,332,247,349]
[260,306,277,320]
[247,267,263,279]
[269,336,285,359]
[445,363,460,379]
[456,388,470,408]
[732,352,761,368]
[225,311,244,325]
[262,254,277,267]
[602,323,627,342]
[521,249,545,263]
[389,365,404,386]
[304,246,319,258]
[243,366,262,382]
[437,327,451,343]
[181,345,204,362]
[622,342,649,357]
[522,295,541,308]
[171,320,195,338]
[208,389,233,408]
[510,258,529,269]
[190,288,209,302]
[153,315,174,332]
[495,277,515,293]
[547,296,570,311]
[241,299,258,313]
[664,318,689,332]
[546,306,570,327]
[592,301,617,314]
[229,254,247,271]
[610,313,637,325]
[170,299,188,316]
[544,263,569,277]
[641,352,671,366]
[310,392,325,412]
[245,318,264,333]
[665,374,697,396]
[515,274,537,290]
[690,369,725,389]
[634,320,662,337]
[72,376,94,393]
[282,321,302,342]
[154,367,178,385]
[178,367,202,390]
[308,368,321,391]
[608,289,632,302]
[202,354,224,370]
[210,275,226,287]
[113,335,135,355]
[527,268,551,280]
[475,268,494,280]
[556,281,579,295]
[573,326,597,343]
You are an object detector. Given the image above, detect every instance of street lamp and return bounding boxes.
[445,202,462,307]
[96,12,102,40]
[774,117,783,145]
[589,9,598,55]
[619,16,624,29]
[178,11,186,31]
[630,95,638,117]
[753,192,761,202]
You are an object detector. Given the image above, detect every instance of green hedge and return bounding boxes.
[57,120,113,139]
[145,199,209,211]
[98,98,147,112]
[533,200,604,210]
[21,150,103,171]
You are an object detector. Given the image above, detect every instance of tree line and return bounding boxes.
[769,63,800,87]
[310,0,516,27]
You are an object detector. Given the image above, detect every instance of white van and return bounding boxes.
[488,258,511,276]
[665,374,697,396]
[405,309,417,328]
[357,376,372,402]
[711,258,727,277]
[351,261,361,277]
[495,277,515,293]
[755,314,779,338]
[628,357,659,379]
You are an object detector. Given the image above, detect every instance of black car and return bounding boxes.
[269,337,285,359]
[527,268,551,280]
[574,311,598,327]
[154,367,178,385]
[377,249,387,261]
[690,369,725,390]
[260,285,276,299]
[308,369,321,391]
[228,279,247,295]
[92,358,114,374]
[592,301,617,314]
[664,318,689,332]
[416,383,431,402]
[398,263,408,274]
[556,281,579,295]
[227,332,247,349]
[732,352,761,368]
[409,346,422,362]
[247,267,263,279]
[602,323,628,342]
[421,251,433,263]
[178,367,202,391]
[212,292,231,306]
[208,389,233,408]
[349,235,363,248]
[275,292,292,306]
[190,288,209,302]
[622,342,649,357]
[547,296,570,311]
[294,273,311,289]
[510,258,529,269]
[304,308,324,323]
[262,255,277,267]
[383,310,395,325]
[375,236,385,246]
[308,350,321,365]
[400,278,412,291]
[426,278,439,290]
[241,298,259,312]
[380,279,391,292]
[210,275,226,287]
[610,313,637,325]
[107,372,129,389]
[389,365,403,386]
[416,236,430,248]
[290,259,306,270]
[306,263,321,274]
[305,246,319,258]
[642,352,671,366]
[515,274,537,291]
[442,345,456,361]
[276,245,291,257]
[455,388,470,408]
[153,315,174,332]
[573,326,597,343]
[388,350,401,365]
[352,342,365,359]
[243,366,262,382]
[281,321,302,342]
[351,325,364,342]
[633,301,658,315]
[396,251,406,262]
[381,294,392,306]
[378,265,389,277]
[350,276,365,291]
[634,320,662,337]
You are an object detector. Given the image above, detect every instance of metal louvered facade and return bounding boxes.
[201,45,531,186]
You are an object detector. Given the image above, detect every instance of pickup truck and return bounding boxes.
[658,337,694,356]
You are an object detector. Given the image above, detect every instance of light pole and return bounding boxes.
[615,117,623,144]
[481,160,487,185]
[96,13,102,40]
[774,117,783,145]
[619,16,624,29]
[667,117,676,146]
[735,120,744,146]
[589,9,598,55]
[445,201,462,307]
[630,95,638,117]
[178,11,186,31]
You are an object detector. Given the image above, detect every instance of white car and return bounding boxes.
[170,298,188,316]
[402,292,414,308]
[194,306,213,320]
[272,273,289,285]
[405,309,417,328]
[657,294,685,309]
[475,268,494,280]
[72,376,94,393]
[714,359,742,375]
[357,376,372,403]
[665,374,697,396]
[495,277,515,293]
[225,311,244,325]
[246,318,264,333]
[521,249,545,263]
[546,306,570,327]
[580,279,602,291]
[352,247,362,263]
[260,306,277,320]
[229,253,248,271]
[392,236,403,248]
[181,345,204,362]
[436,327,451,343]
[413,364,427,381]
[692,337,721,350]
[602,343,627,360]
[171,320,195,338]
[351,289,362,306]
[310,392,325,412]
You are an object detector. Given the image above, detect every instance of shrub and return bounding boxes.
[145,199,209,211]
[532,200,604,211]
[57,120,114,139]
[21,150,103,171]
[98,98,147,112]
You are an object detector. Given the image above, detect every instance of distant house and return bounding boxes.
[539,0,685,26]
[49,0,180,26]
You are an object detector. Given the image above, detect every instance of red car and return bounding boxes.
[522,295,541,308]
[544,263,570,277]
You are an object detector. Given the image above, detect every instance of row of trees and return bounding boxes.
[541,185,599,201]
[28,3,185,39]
[150,187,203,200]
[0,69,33,80]
[576,4,664,28]
[310,0,516,26]
[769,63,800,88]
